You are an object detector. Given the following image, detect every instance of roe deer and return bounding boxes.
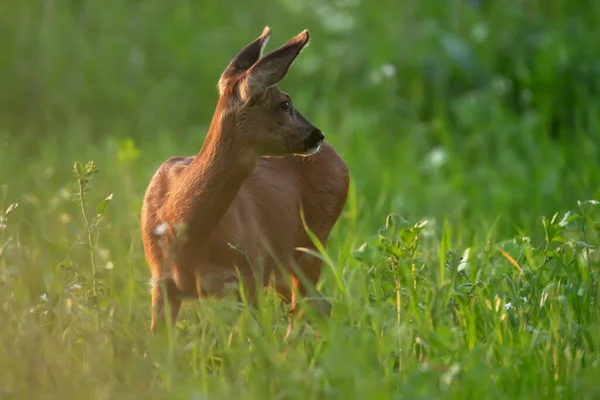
[141,27,349,337]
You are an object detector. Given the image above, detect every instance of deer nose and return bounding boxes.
[305,128,324,149]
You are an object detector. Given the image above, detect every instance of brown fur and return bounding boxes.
[140,27,349,336]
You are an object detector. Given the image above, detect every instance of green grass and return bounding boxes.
[1,0,600,398]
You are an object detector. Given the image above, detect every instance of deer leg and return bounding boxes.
[283,275,302,340]
[270,274,300,341]
[151,278,182,334]
[286,255,332,340]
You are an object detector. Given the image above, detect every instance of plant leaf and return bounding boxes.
[74,161,84,177]
[96,193,113,216]
[5,203,18,216]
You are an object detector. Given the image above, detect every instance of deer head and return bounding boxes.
[215,27,324,157]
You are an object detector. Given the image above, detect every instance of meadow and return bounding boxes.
[1,1,599,398]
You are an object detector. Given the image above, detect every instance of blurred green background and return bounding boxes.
[1,0,599,398]
[2,0,599,234]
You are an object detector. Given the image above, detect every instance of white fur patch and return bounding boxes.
[153,222,168,236]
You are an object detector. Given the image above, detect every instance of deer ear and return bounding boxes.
[241,29,310,99]
[218,27,271,94]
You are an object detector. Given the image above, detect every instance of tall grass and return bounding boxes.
[1,0,599,398]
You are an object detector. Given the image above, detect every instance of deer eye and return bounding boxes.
[280,101,291,112]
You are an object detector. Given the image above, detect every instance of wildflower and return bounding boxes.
[578,199,599,206]
[425,147,448,169]
[471,22,488,42]
[381,64,396,78]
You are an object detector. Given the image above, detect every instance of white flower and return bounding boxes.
[381,64,396,78]
[471,22,488,42]
[425,147,448,169]
[578,199,599,206]
[40,293,48,302]
[420,218,436,238]
[504,302,514,311]
[72,284,82,290]
[106,261,114,270]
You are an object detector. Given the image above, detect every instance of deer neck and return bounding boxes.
[171,103,258,242]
